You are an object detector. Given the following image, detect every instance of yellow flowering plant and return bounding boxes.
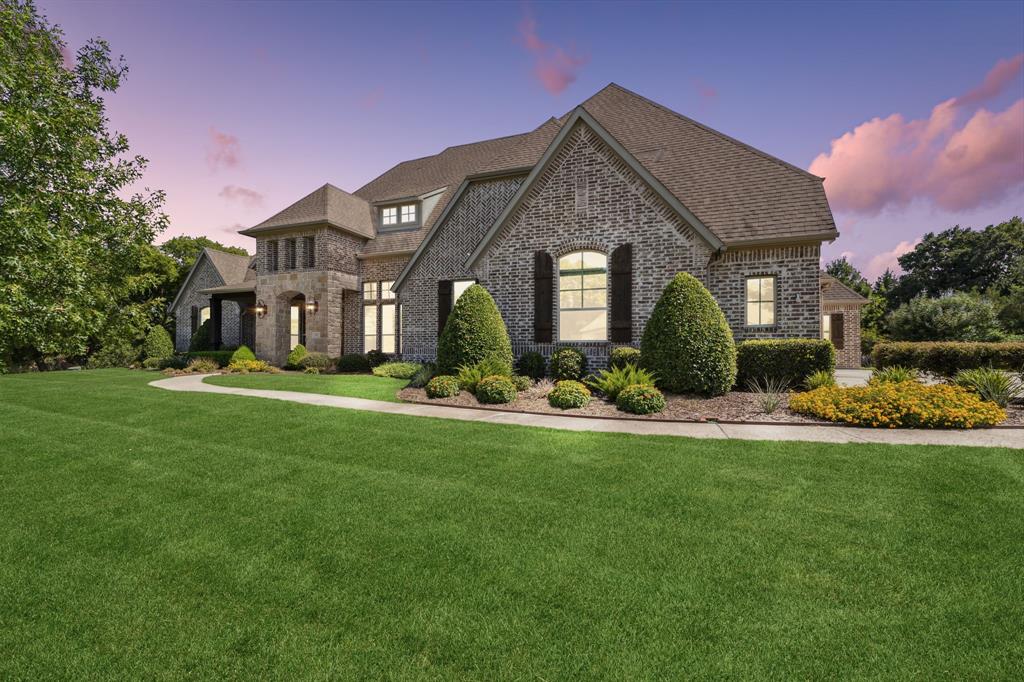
[789,381,1005,429]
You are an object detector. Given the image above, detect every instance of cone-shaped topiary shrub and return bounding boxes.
[640,273,736,396]
[286,344,307,369]
[437,284,513,374]
[230,345,256,363]
[143,326,174,360]
[188,319,211,351]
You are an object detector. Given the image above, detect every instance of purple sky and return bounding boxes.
[41,0,1024,280]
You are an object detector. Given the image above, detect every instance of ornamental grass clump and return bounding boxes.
[803,369,837,391]
[475,375,517,404]
[547,380,591,410]
[616,384,666,415]
[226,359,277,374]
[186,357,220,374]
[789,382,1005,429]
[425,375,459,399]
[747,375,789,414]
[954,368,1022,408]
[456,357,511,394]
[586,364,656,401]
[641,273,736,396]
[870,365,920,384]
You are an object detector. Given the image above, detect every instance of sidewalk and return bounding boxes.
[150,374,1023,449]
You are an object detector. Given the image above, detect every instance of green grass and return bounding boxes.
[0,370,1021,679]
[205,371,407,402]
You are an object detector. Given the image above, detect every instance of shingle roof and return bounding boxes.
[821,273,869,304]
[241,184,374,239]
[204,248,252,285]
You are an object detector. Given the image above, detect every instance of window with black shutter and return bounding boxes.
[190,306,198,336]
[534,251,553,343]
[610,244,633,342]
[830,313,845,350]
[437,280,453,337]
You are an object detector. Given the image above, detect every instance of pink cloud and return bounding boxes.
[359,88,384,110]
[218,185,263,208]
[693,78,717,100]
[864,238,920,280]
[955,53,1024,108]
[206,127,241,171]
[518,6,588,95]
[810,55,1024,215]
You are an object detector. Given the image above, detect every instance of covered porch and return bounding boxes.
[199,282,257,351]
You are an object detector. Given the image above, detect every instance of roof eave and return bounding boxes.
[239,220,372,240]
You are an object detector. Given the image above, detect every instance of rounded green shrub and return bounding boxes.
[372,361,423,379]
[547,380,591,409]
[549,347,588,381]
[517,351,546,380]
[188,319,211,352]
[286,344,307,369]
[230,345,256,363]
[616,384,666,415]
[365,349,388,368]
[640,272,736,396]
[301,352,333,371]
[337,353,371,373]
[437,284,513,374]
[143,326,174,360]
[511,374,532,391]
[425,375,460,399]
[476,375,517,404]
[609,346,641,369]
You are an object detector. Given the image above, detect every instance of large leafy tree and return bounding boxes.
[160,235,248,291]
[0,0,168,369]
[824,256,871,297]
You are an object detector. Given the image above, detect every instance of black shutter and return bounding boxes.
[610,244,633,342]
[534,251,553,343]
[190,306,198,336]
[437,280,453,337]
[830,313,844,350]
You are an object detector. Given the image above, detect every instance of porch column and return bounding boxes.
[211,296,223,350]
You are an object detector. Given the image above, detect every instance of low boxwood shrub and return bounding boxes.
[457,357,511,393]
[549,347,588,381]
[517,351,546,380]
[616,384,666,415]
[186,350,233,367]
[372,361,422,379]
[425,375,460,399]
[230,345,256,363]
[476,375,517,404]
[143,326,174,361]
[285,344,308,369]
[585,364,656,401]
[954,368,1022,408]
[437,284,513,374]
[872,341,1024,377]
[511,374,532,391]
[547,380,591,409]
[789,382,1005,428]
[365,349,389,368]
[408,363,437,388]
[735,339,835,390]
[300,352,333,371]
[641,273,736,396]
[609,346,641,369]
[336,353,371,373]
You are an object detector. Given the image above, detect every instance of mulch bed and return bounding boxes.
[398,386,1024,427]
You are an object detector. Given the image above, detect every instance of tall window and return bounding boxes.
[381,281,395,300]
[285,239,297,270]
[290,304,303,349]
[303,236,315,268]
[364,281,400,353]
[745,276,776,326]
[381,303,396,353]
[558,251,607,341]
[267,240,279,272]
[200,306,211,325]
[363,305,377,352]
[821,314,831,340]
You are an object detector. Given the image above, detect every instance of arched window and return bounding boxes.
[558,250,607,341]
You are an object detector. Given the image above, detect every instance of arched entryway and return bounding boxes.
[287,293,306,350]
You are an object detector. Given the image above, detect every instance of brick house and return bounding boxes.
[171,84,866,368]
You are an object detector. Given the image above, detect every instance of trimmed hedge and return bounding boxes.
[186,350,233,367]
[872,341,1024,377]
[143,326,174,360]
[735,339,836,389]
[372,361,422,379]
[437,284,513,374]
[549,347,588,381]
[337,353,371,373]
[300,352,333,370]
[641,273,736,396]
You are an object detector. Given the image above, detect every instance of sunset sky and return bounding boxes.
[41,0,1024,280]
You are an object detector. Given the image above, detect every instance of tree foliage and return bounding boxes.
[0,1,168,369]
[887,293,1004,342]
[825,257,870,298]
[160,236,248,291]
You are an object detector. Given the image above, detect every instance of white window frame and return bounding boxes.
[453,279,475,303]
[381,302,396,354]
[363,305,377,352]
[821,314,831,340]
[557,250,608,342]
[380,203,418,228]
[745,276,776,327]
[381,281,395,301]
[381,206,398,226]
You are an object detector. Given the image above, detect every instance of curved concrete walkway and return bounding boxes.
[150,374,1023,449]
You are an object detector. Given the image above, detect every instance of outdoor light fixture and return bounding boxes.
[254,300,267,318]
[306,298,319,315]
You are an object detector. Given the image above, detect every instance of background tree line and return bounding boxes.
[825,217,1024,355]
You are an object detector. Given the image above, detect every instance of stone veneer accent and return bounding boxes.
[171,255,240,352]
[823,302,862,368]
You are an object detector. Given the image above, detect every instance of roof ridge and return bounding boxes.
[598,82,824,182]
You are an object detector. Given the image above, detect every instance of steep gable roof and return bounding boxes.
[168,247,252,312]
[240,184,374,239]
[821,272,869,304]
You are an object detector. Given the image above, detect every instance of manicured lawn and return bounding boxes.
[0,370,1021,679]
[206,371,407,402]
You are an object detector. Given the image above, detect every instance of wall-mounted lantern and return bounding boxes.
[305,298,319,316]
[254,300,268,318]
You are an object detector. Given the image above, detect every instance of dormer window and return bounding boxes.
[380,202,418,228]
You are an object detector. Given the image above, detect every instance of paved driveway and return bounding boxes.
[836,368,871,386]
